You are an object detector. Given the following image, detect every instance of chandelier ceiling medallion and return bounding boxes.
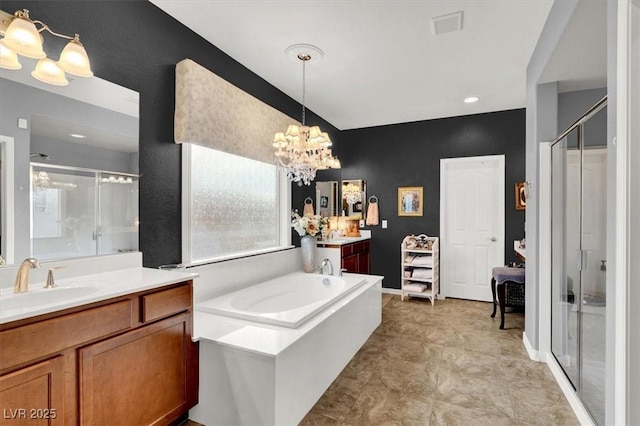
[0,8,93,86]
[273,44,340,186]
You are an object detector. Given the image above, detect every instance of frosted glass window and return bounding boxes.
[188,145,280,262]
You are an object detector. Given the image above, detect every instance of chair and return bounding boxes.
[490,266,525,329]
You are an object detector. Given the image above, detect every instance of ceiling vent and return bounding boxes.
[431,11,463,35]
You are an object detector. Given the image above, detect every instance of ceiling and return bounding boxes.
[151,0,554,130]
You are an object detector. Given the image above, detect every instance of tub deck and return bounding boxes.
[190,273,382,425]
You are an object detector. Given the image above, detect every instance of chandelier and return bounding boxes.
[0,9,93,86]
[342,183,362,205]
[273,44,340,186]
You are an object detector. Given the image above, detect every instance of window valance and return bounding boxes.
[174,58,297,164]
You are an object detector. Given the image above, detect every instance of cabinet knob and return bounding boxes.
[489,237,497,242]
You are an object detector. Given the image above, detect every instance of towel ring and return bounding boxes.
[368,195,378,203]
[304,197,313,205]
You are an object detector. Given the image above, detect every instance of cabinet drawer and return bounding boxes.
[341,244,352,257]
[0,300,132,371]
[142,284,192,323]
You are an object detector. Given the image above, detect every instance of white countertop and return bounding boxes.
[316,235,371,247]
[193,274,382,357]
[0,267,199,324]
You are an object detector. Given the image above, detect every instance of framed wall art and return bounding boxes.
[398,187,423,216]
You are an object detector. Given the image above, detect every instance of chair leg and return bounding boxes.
[490,277,497,318]
[497,282,506,330]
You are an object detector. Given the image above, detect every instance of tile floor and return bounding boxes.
[298,294,580,425]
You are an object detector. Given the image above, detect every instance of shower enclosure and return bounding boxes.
[550,97,607,424]
[31,163,139,261]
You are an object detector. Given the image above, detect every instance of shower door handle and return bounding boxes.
[577,249,588,271]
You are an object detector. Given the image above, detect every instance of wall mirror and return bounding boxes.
[315,181,338,217]
[0,64,139,265]
[341,179,366,220]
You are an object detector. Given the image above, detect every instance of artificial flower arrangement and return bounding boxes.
[291,210,330,239]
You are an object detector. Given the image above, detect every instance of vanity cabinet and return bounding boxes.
[341,240,370,274]
[0,356,64,425]
[0,281,198,426]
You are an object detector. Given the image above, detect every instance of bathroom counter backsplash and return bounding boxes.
[0,254,198,324]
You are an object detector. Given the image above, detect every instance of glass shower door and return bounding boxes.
[551,100,607,424]
[31,165,98,260]
[578,106,607,424]
[97,174,139,255]
[551,128,581,389]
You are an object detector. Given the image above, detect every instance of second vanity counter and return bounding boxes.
[0,267,198,324]
[316,235,371,247]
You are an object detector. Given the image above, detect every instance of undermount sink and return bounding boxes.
[0,286,101,311]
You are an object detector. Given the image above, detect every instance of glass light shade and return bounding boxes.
[57,39,93,77]
[0,44,22,70]
[0,16,45,59]
[31,58,69,86]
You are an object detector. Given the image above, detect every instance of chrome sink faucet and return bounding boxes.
[320,258,334,276]
[14,258,40,293]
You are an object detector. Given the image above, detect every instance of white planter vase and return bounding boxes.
[300,235,317,273]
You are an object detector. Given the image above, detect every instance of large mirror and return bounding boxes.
[341,179,366,220]
[315,181,339,217]
[0,62,139,265]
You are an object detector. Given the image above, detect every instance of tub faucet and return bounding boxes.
[14,258,40,293]
[321,258,334,276]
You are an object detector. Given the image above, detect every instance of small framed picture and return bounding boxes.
[398,187,423,216]
[515,182,526,210]
[320,196,329,208]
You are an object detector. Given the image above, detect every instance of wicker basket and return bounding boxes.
[504,281,525,308]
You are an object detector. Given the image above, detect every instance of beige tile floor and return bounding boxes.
[298,294,580,426]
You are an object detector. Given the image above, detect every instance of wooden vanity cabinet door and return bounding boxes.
[358,250,370,274]
[0,356,64,425]
[79,313,192,426]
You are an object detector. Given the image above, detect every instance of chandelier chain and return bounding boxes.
[301,58,306,126]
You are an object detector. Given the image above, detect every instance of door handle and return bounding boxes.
[489,237,497,242]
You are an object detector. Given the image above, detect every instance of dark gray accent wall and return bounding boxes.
[338,109,526,289]
[4,1,340,267]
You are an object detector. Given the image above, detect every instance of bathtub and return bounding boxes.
[196,272,367,328]
[191,272,382,426]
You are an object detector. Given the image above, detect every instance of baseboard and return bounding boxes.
[522,332,545,362]
[381,288,402,295]
[546,354,596,426]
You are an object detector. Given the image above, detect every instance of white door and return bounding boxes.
[440,155,505,301]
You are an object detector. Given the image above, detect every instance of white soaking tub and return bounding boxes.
[191,272,382,426]
[196,272,367,328]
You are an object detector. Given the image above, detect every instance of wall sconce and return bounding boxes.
[0,9,92,86]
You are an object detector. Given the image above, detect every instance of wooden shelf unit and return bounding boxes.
[400,235,439,305]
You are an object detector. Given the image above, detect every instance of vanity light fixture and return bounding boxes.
[464,96,479,104]
[273,44,340,186]
[0,9,93,86]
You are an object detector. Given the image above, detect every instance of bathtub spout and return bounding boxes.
[321,258,334,276]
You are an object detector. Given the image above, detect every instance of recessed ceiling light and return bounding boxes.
[69,133,86,138]
[464,96,479,104]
